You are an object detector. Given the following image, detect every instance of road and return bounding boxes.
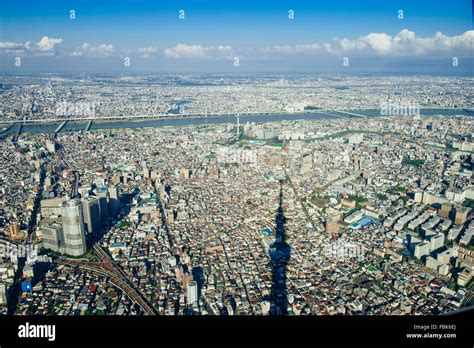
[92,244,160,315]
[7,162,46,314]
[324,108,367,118]
[51,135,158,314]
[219,236,254,313]
[284,169,318,233]
[13,123,22,143]
[58,247,159,315]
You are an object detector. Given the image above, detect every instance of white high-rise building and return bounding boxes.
[82,196,101,234]
[187,280,198,304]
[61,199,87,257]
[236,116,240,139]
[108,185,121,215]
[0,282,7,305]
[414,241,430,259]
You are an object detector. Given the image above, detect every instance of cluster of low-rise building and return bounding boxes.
[1,74,472,122]
[17,264,137,315]
[0,101,472,316]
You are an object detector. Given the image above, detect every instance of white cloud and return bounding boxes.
[1,30,472,62]
[221,30,473,60]
[0,41,28,55]
[0,40,31,56]
[139,46,157,58]
[0,38,64,56]
[215,45,234,58]
[71,43,115,57]
[90,43,115,56]
[164,44,207,59]
[0,41,23,49]
[323,29,474,56]
[259,44,321,56]
[36,36,63,51]
[362,33,393,53]
[164,44,234,59]
[163,32,473,61]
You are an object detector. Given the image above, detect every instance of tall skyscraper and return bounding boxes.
[455,207,471,225]
[236,115,240,139]
[61,199,87,257]
[94,187,110,220]
[439,203,452,218]
[82,196,101,234]
[187,280,198,304]
[108,185,121,215]
[0,281,8,305]
[45,139,56,153]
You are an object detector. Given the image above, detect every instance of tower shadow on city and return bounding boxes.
[269,181,291,315]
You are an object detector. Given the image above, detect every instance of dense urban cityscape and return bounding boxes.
[0,73,472,316]
[0,74,472,122]
[2,1,474,347]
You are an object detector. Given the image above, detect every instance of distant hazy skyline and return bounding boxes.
[0,0,473,73]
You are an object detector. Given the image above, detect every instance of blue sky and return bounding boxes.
[0,0,473,72]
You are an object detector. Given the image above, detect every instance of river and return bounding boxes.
[1,108,472,135]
